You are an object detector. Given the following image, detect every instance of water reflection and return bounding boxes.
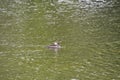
[0,0,120,80]
[48,47,61,53]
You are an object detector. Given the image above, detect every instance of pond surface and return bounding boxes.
[0,0,120,80]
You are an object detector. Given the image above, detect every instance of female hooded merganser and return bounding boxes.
[48,42,61,48]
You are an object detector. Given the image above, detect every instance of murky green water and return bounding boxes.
[0,0,120,80]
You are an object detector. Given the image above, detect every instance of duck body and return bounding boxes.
[47,42,61,49]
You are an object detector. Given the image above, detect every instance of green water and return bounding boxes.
[0,0,120,80]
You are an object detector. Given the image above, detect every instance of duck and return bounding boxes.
[47,42,61,48]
